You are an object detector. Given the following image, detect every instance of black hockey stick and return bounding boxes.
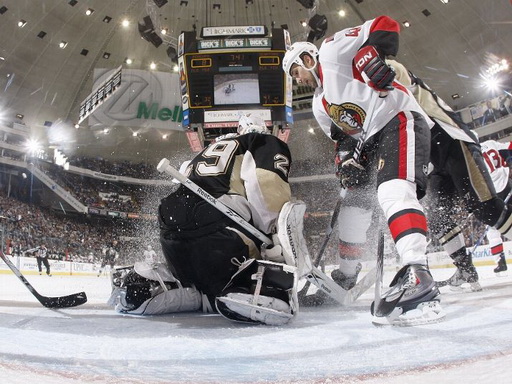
[0,250,87,308]
[371,229,385,316]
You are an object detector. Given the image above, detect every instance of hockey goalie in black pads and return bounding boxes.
[109,115,306,325]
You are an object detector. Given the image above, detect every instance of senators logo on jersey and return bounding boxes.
[323,100,365,135]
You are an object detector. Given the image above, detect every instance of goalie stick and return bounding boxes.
[298,91,380,300]
[0,250,87,308]
[157,159,364,306]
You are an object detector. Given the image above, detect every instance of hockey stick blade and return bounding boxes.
[373,290,405,317]
[303,266,348,305]
[342,266,377,306]
[297,199,343,299]
[0,251,87,308]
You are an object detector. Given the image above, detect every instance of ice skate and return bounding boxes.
[436,250,482,291]
[331,263,362,290]
[443,266,482,292]
[372,264,445,326]
[299,264,362,306]
[494,253,508,274]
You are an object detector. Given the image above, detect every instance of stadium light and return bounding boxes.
[483,76,500,92]
[25,138,42,157]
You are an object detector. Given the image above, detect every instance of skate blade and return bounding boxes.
[372,301,446,327]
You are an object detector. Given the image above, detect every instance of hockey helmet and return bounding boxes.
[237,114,269,135]
[282,41,319,76]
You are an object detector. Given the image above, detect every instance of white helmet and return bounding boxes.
[147,245,152,251]
[282,41,319,76]
[237,114,269,135]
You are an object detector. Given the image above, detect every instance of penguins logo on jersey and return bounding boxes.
[325,101,365,135]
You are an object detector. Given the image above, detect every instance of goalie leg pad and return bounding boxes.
[276,201,313,276]
[215,259,298,325]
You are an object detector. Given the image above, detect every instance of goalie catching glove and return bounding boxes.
[354,45,395,93]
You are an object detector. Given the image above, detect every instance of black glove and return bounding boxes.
[338,157,369,189]
[354,45,395,92]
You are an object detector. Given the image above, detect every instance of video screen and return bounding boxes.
[213,73,260,105]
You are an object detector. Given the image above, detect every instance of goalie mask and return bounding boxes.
[237,114,269,135]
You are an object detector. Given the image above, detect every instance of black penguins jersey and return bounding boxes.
[182,133,292,234]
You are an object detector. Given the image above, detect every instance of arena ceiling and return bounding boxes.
[0,0,511,167]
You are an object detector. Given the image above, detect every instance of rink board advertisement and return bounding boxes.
[1,241,510,276]
[0,255,108,276]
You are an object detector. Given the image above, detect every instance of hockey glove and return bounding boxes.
[354,45,395,93]
[338,158,369,189]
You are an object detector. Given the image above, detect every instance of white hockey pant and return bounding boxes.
[378,179,428,266]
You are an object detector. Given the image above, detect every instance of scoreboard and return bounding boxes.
[185,51,284,108]
[177,27,293,151]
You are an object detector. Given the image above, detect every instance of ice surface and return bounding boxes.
[1,265,511,384]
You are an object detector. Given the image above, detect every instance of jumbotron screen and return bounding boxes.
[182,50,286,124]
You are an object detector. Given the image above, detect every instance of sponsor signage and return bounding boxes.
[201,25,266,38]
[88,68,183,130]
[204,109,271,123]
[198,37,272,51]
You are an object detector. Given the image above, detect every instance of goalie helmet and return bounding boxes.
[237,114,269,135]
[282,41,319,76]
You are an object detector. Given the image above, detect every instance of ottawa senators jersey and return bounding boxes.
[480,139,512,193]
[313,15,433,142]
[182,132,292,234]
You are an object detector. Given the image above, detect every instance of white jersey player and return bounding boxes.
[283,15,444,326]
[480,139,512,273]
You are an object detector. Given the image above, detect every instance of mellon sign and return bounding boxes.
[88,68,183,130]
